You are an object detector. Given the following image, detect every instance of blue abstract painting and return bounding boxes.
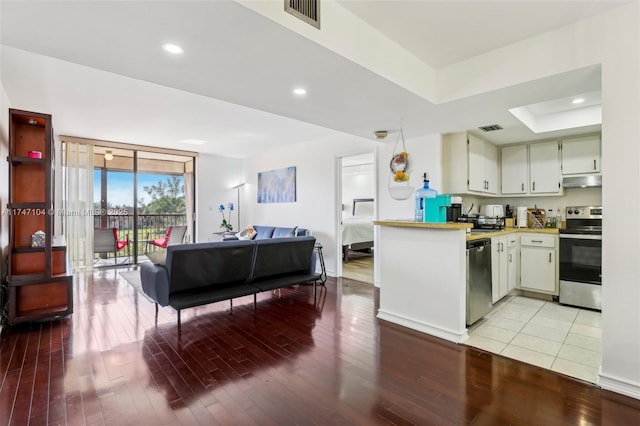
[257,166,297,203]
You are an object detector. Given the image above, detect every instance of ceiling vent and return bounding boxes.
[478,124,503,132]
[285,0,320,29]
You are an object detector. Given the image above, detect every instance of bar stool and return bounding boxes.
[314,242,327,284]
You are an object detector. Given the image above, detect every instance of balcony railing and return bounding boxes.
[93,213,188,264]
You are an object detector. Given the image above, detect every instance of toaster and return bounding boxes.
[479,204,504,218]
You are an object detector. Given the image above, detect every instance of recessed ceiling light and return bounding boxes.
[179,139,207,146]
[293,87,307,96]
[572,98,585,104]
[162,43,184,55]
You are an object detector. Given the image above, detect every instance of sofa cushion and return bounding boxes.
[273,226,298,238]
[166,240,255,294]
[170,283,258,310]
[250,236,317,285]
[253,226,275,240]
[235,225,257,240]
[146,249,167,265]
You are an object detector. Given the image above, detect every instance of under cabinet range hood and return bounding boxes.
[562,175,602,188]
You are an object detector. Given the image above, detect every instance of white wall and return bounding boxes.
[375,133,443,287]
[598,3,640,398]
[376,132,443,222]
[195,153,243,243]
[342,162,374,216]
[437,10,603,102]
[242,132,374,277]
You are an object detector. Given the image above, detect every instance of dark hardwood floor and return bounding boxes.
[2,268,640,425]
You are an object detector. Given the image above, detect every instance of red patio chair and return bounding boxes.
[94,227,130,265]
[148,225,187,249]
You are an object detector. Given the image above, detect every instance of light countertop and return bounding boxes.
[466,227,560,241]
[373,220,559,239]
[373,220,472,230]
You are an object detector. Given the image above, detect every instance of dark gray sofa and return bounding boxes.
[140,236,320,325]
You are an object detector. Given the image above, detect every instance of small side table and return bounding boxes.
[211,231,236,241]
[314,242,327,284]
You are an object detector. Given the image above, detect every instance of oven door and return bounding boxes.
[559,234,602,284]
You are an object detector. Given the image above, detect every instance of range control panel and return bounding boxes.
[565,206,603,219]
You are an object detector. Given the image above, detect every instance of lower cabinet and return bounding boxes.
[492,235,518,303]
[520,234,558,294]
[506,236,518,295]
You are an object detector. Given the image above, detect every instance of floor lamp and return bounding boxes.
[231,182,245,230]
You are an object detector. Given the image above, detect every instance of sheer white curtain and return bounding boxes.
[183,171,194,242]
[63,142,94,271]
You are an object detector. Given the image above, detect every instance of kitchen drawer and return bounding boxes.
[520,234,555,248]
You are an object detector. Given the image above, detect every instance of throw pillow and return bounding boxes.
[236,225,257,240]
[287,226,299,237]
[146,250,167,266]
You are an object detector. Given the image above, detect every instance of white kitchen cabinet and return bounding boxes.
[529,141,561,194]
[443,132,498,195]
[506,236,517,294]
[484,142,498,194]
[520,234,558,295]
[501,144,528,194]
[491,236,508,303]
[492,234,518,303]
[561,134,601,175]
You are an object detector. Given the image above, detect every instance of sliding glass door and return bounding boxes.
[92,147,195,266]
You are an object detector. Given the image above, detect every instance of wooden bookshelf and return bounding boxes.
[4,109,73,324]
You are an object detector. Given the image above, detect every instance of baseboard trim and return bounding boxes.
[377,309,468,344]
[598,372,640,400]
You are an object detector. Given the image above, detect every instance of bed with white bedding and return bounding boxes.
[341,198,374,262]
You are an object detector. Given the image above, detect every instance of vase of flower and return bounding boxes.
[219,203,234,232]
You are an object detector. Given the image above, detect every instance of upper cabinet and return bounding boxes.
[501,144,528,194]
[446,131,594,197]
[561,134,601,175]
[500,140,562,196]
[443,132,497,195]
[529,140,561,194]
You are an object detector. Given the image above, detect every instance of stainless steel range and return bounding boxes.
[559,206,602,310]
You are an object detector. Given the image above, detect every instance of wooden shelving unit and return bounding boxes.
[4,109,73,324]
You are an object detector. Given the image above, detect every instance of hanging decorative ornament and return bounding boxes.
[388,129,415,200]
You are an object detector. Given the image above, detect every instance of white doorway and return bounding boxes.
[338,152,375,283]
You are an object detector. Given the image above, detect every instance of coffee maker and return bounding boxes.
[446,196,463,222]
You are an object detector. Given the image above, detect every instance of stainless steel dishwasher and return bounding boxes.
[466,238,493,325]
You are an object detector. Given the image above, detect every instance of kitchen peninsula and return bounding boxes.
[374,220,473,343]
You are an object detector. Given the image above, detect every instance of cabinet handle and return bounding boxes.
[549,253,552,263]
[532,240,543,243]
[509,253,512,262]
[521,183,524,192]
[532,181,536,191]
[594,159,597,170]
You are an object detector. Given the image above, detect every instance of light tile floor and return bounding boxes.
[466,295,602,383]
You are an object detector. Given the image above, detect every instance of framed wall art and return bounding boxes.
[257,166,297,203]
